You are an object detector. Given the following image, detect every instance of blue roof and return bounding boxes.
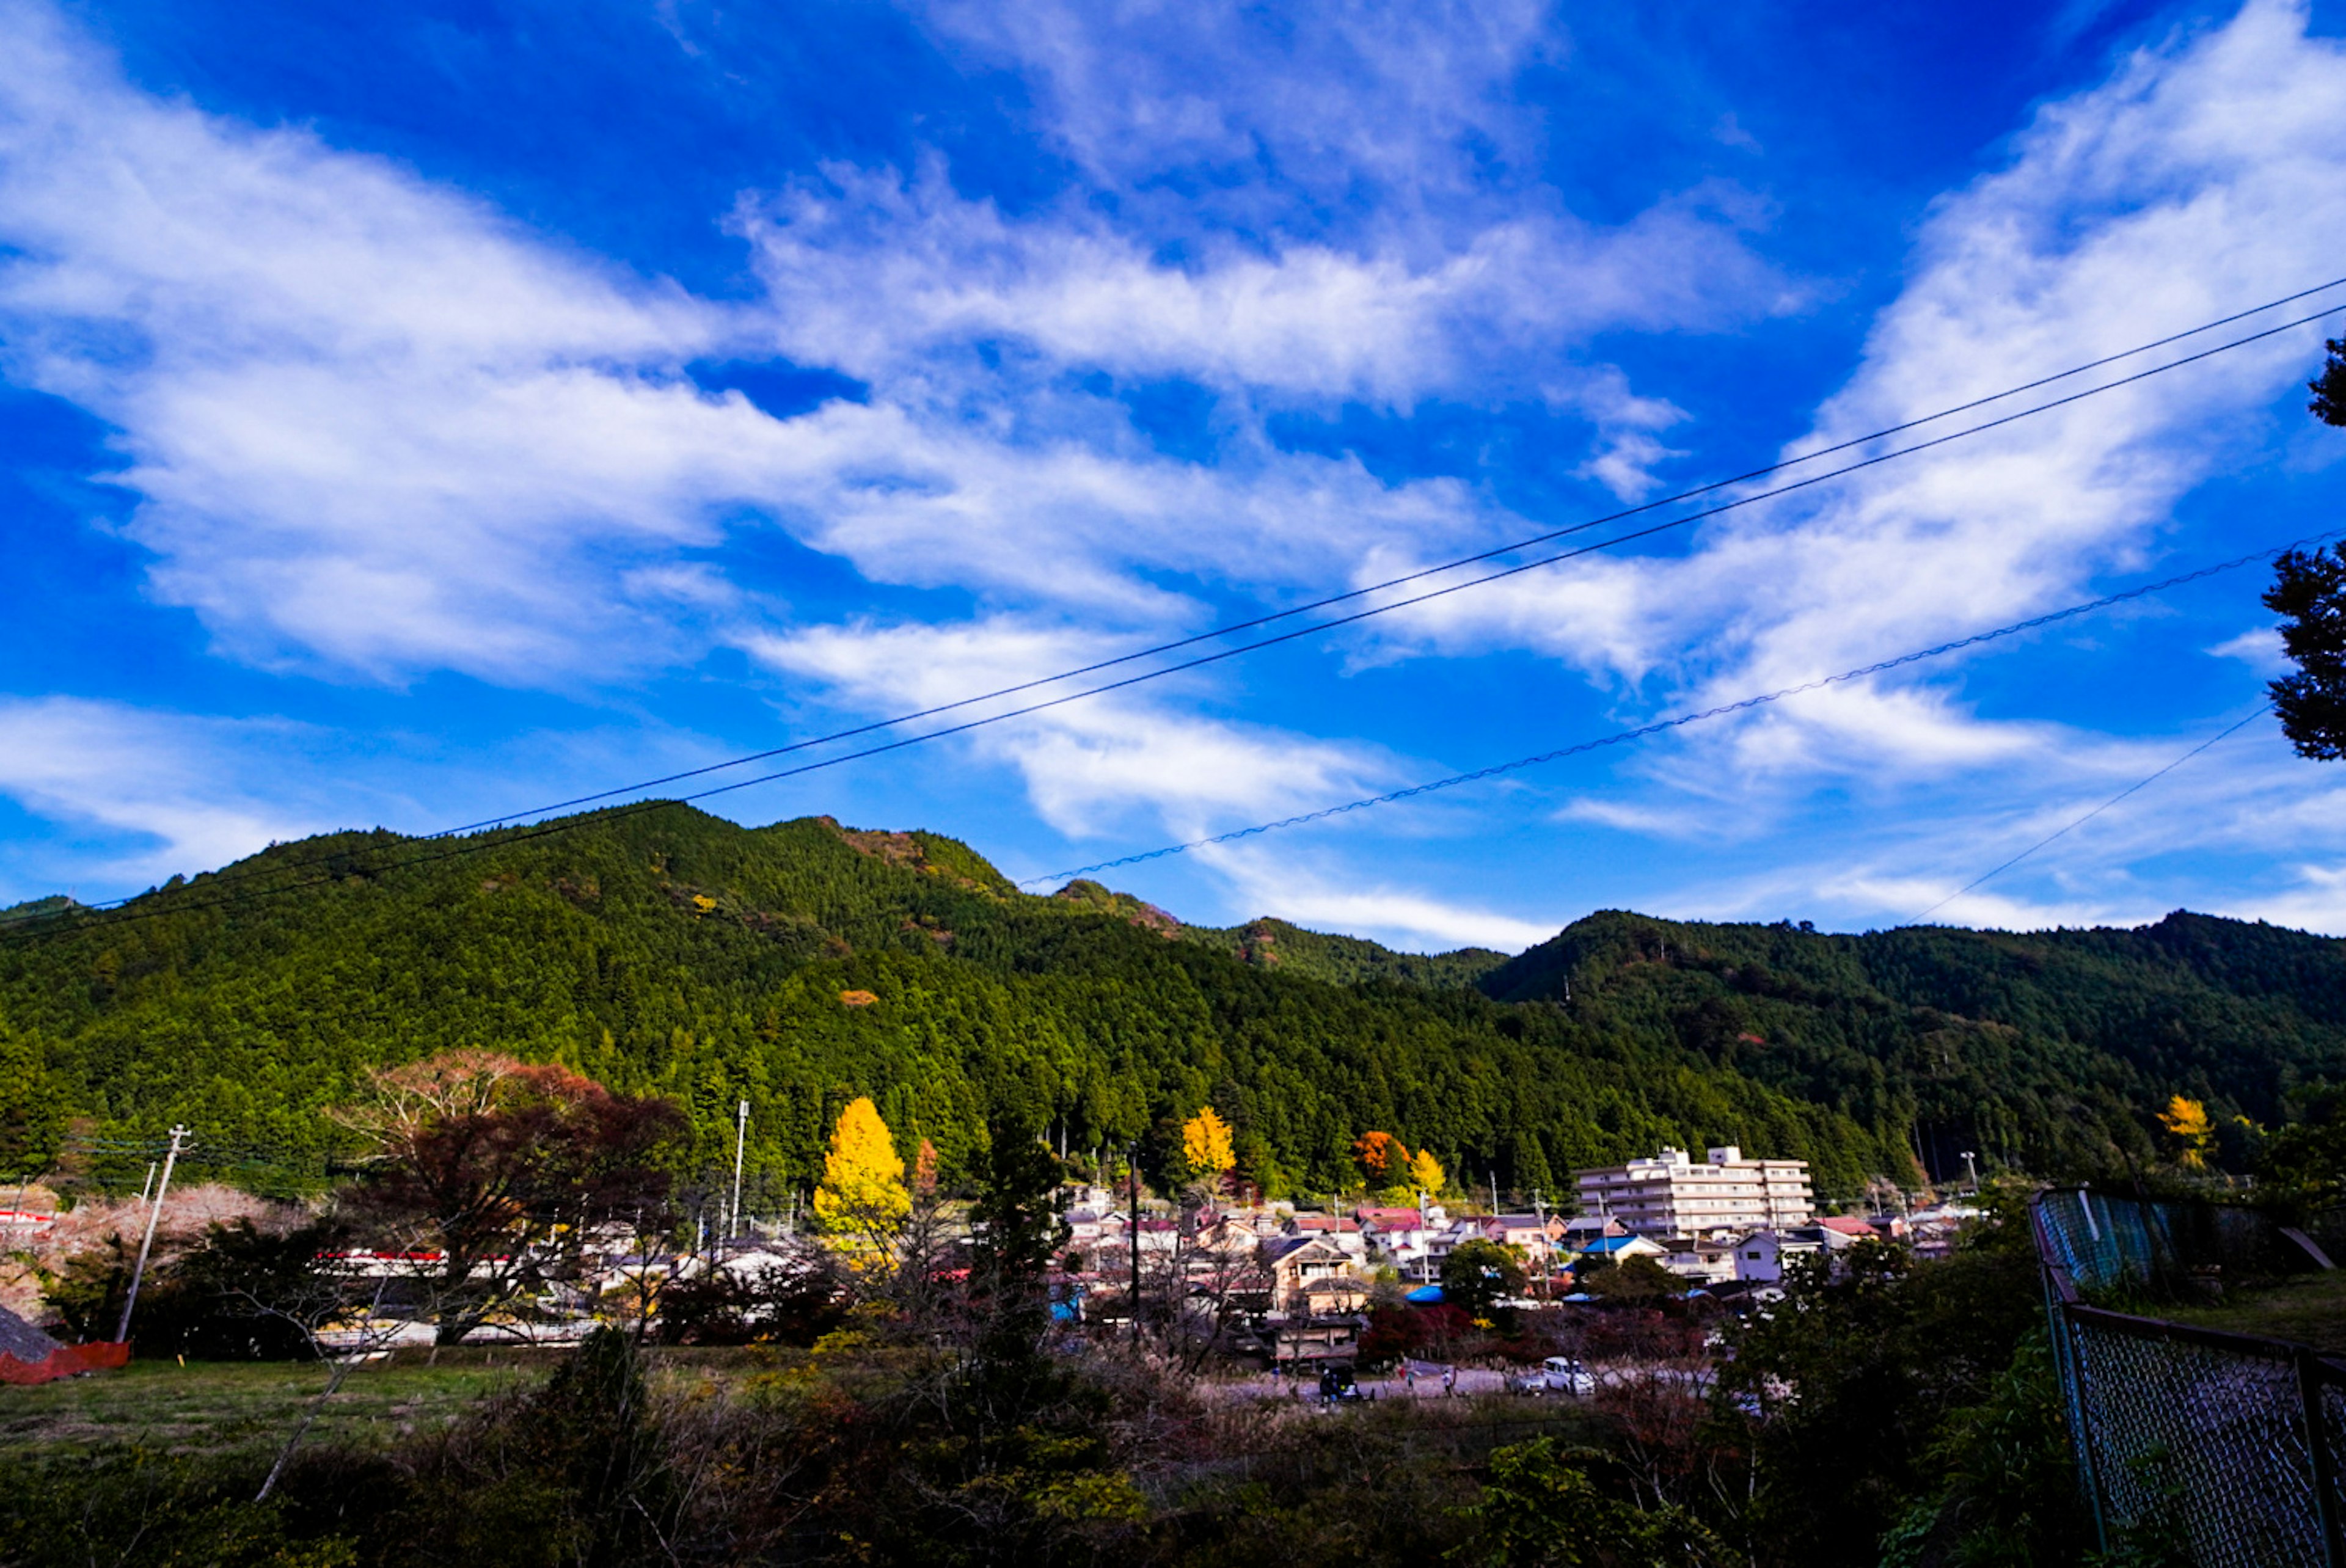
[1579,1236,1648,1255]
[1403,1285,1446,1304]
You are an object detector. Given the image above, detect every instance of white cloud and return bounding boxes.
[0,2,793,684]
[1657,707,2346,933]
[1197,843,1559,952]
[745,616,1394,839]
[915,0,1557,216]
[0,697,326,891]
[0,0,1771,705]
[1370,0,2346,779]
[2208,625,2288,674]
[741,163,1788,408]
[2231,863,2346,935]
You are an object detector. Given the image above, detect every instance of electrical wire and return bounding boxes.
[1012,533,2334,888]
[1910,706,2276,922]
[5,292,2341,937]
[423,275,2346,835]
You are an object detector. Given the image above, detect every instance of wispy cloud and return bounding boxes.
[0,2,773,684]
[1197,841,1560,952]
[915,0,1559,220]
[1373,0,2346,793]
[0,697,327,892]
[741,161,1785,409]
[744,616,1397,840]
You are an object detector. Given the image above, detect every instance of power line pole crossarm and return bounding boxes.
[116,1124,188,1344]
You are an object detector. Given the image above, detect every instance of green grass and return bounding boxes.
[0,1344,805,1462]
[2160,1269,2346,1354]
[0,1353,545,1459]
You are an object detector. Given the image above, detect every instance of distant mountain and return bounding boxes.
[1485,908,2346,1181]
[1,806,2336,1204]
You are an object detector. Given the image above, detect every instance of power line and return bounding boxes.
[1012,533,2336,888]
[5,296,2341,939]
[431,275,2346,836]
[636,301,2346,814]
[1910,706,2275,922]
[1,528,2328,944]
[26,282,2342,930]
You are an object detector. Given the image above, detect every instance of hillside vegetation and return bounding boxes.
[1,806,2339,1202]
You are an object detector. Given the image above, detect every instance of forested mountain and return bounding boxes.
[0,805,2339,1205]
[1486,910,2346,1181]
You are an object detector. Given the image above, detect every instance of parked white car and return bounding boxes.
[1505,1355,1595,1397]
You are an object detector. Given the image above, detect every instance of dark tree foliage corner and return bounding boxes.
[2266,338,2346,760]
[2311,335,2346,428]
[2265,543,2346,762]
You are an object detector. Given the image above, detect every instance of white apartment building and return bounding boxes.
[1573,1146,1813,1239]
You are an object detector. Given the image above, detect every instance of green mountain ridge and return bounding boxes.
[1,805,2339,1204]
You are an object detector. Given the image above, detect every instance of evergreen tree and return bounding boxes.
[2266,542,2346,761]
[964,1111,1070,1404]
[0,1015,63,1181]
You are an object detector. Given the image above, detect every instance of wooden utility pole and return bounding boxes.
[117,1125,188,1343]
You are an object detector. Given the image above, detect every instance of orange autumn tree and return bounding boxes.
[1354,1130,1407,1186]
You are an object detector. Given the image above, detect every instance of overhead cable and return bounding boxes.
[1,531,2330,941]
[1013,533,2334,888]
[439,278,2346,834]
[6,293,2342,936]
[1910,706,2275,922]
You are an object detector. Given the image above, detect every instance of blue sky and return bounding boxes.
[7,0,2346,952]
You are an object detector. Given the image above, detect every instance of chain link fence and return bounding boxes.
[2033,1189,2346,1565]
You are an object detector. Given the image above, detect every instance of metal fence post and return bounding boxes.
[2035,1197,2111,1555]
[2063,1305,2113,1555]
[2300,1349,2344,1568]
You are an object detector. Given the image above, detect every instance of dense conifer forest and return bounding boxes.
[2,804,2341,1201]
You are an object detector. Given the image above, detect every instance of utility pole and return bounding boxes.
[1127,1143,1142,1349]
[1532,1188,1547,1297]
[117,1125,187,1344]
[137,1162,158,1205]
[1490,1171,1500,1216]
[728,1099,750,1245]
[1960,1150,1979,1194]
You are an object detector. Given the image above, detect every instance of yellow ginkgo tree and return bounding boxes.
[813,1096,910,1238]
[1181,1106,1237,1183]
[2157,1095,2213,1170]
[1408,1147,1446,1195]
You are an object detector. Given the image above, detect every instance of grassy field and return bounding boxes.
[0,1350,550,1460]
[2161,1268,2346,1354]
[0,1344,816,1463]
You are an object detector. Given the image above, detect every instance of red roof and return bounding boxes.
[1355,1208,1424,1230]
[1819,1216,1875,1237]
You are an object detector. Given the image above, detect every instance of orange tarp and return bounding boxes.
[0,1341,130,1385]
